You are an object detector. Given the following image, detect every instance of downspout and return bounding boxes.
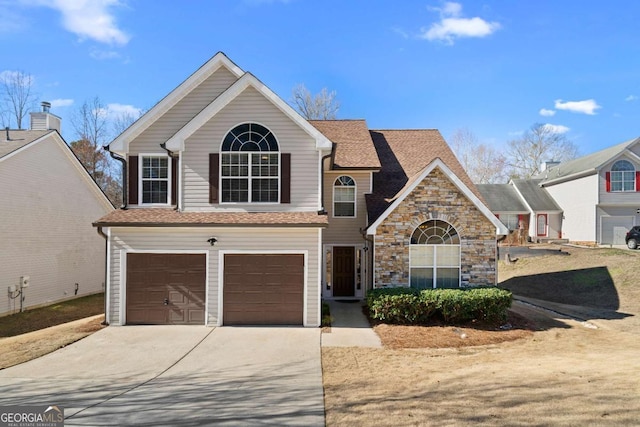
[318,152,333,214]
[96,226,110,326]
[360,230,375,292]
[160,143,179,211]
[104,145,127,209]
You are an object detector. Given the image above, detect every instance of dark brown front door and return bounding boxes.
[223,254,304,325]
[333,246,355,297]
[126,253,206,325]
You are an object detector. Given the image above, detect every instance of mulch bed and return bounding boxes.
[368,309,536,349]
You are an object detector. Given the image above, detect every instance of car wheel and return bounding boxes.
[627,239,638,250]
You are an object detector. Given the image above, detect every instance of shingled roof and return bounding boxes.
[0,129,53,159]
[366,129,482,223]
[94,209,329,227]
[309,120,381,169]
[476,184,528,212]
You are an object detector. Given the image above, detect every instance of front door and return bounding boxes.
[333,246,355,297]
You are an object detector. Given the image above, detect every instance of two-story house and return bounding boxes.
[478,137,640,246]
[1,104,113,316]
[94,52,507,327]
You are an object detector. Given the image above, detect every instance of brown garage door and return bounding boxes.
[223,254,304,325]
[126,253,206,325]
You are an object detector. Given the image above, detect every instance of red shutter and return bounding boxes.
[128,156,138,205]
[636,171,640,191]
[281,153,291,204]
[209,153,219,204]
[605,171,611,192]
[171,157,178,205]
[495,214,499,219]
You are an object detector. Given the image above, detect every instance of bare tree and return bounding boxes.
[70,97,121,206]
[291,84,340,120]
[506,123,579,179]
[450,128,508,184]
[111,109,142,137]
[1,70,37,129]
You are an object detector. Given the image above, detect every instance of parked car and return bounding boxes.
[626,226,640,249]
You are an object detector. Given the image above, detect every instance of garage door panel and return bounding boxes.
[126,253,206,325]
[223,254,304,325]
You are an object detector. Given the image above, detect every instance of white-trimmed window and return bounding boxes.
[333,176,356,217]
[610,160,635,192]
[140,154,170,205]
[221,123,279,203]
[501,214,520,231]
[410,220,461,289]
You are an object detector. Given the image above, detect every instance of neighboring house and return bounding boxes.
[478,137,640,246]
[0,104,114,316]
[95,52,507,327]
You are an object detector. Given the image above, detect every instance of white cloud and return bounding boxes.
[625,95,638,102]
[50,98,74,108]
[104,103,142,119]
[542,123,570,134]
[25,0,130,45]
[539,108,555,117]
[554,99,601,115]
[420,2,500,44]
[90,48,120,60]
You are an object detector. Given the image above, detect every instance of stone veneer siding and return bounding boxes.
[374,167,497,288]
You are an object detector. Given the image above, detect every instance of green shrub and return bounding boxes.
[366,287,512,324]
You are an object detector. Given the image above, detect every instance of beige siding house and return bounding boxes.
[96,52,506,327]
[1,109,114,316]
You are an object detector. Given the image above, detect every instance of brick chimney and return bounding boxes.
[30,101,61,132]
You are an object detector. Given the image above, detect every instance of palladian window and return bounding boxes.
[409,220,461,289]
[333,176,356,217]
[610,160,635,192]
[221,123,279,203]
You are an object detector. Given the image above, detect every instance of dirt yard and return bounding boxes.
[322,245,640,426]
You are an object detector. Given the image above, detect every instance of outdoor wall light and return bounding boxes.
[207,237,218,246]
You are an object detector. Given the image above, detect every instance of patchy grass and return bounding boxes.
[0,293,104,337]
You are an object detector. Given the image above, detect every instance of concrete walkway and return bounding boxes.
[321,300,382,348]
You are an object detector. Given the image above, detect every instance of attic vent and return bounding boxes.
[41,101,51,113]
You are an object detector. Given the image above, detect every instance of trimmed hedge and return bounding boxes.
[367,287,512,324]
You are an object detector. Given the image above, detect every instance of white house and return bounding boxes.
[0,104,114,316]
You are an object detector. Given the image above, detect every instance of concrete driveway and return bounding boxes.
[0,326,324,426]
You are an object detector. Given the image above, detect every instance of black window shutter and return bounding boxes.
[171,157,178,205]
[209,153,219,204]
[128,156,138,205]
[281,153,291,204]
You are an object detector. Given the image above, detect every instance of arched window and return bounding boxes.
[333,176,356,217]
[410,220,460,289]
[221,123,279,203]
[610,159,636,192]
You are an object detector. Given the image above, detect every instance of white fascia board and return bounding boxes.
[165,72,333,152]
[366,158,509,236]
[109,52,244,155]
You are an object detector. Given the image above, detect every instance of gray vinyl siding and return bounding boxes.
[599,157,640,205]
[128,67,239,156]
[323,170,371,244]
[108,227,321,326]
[0,136,112,315]
[182,86,320,211]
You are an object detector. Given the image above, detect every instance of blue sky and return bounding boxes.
[1,0,639,156]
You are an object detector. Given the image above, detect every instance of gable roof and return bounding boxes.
[1,129,114,211]
[365,129,484,223]
[512,179,562,212]
[536,137,640,185]
[165,72,332,151]
[0,129,53,159]
[366,158,508,235]
[476,184,528,212]
[109,52,244,154]
[309,120,381,169]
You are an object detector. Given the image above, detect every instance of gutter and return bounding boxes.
[160,143,180,211]
[104,145,127,209]
[318,151,333,214]
[95,226,110,326]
